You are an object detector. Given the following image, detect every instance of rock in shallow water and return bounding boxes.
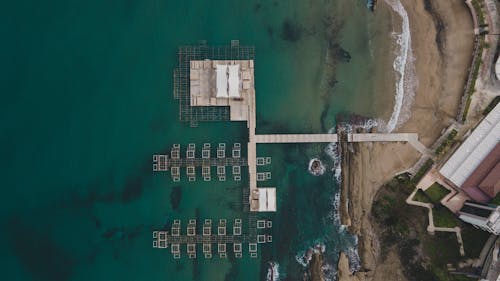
[308,158,326,176]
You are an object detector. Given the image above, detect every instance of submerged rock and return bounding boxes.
[333,44,352,63]
[170,186,182,210]
[281,19,302,42]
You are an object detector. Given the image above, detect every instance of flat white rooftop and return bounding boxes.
[257,188,276,212]
[440,102,500,187]
[190,60,254,121]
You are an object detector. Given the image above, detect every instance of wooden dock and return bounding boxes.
[153,157,247,170]
[255,134,338,143]
[153,217,272,259]
[253,133,427,153]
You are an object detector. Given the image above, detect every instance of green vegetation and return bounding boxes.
[462,51,483,122]
[372,175,418,250]
[435,130,458,156]
[426,183,450,202]
[460,1,491,121]
[491,192,500,205]
[433,206,457,228]
[413,189,431,203]
[461,226,491,258]
[471,0,486,25]
[422,232,463,279]
[483,96,500,116]
[412,159,434,184]
[372,175,489,281]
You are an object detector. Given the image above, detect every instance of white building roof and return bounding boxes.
[228,64,240,98]
[440,103,500,187]
[216,64,228,98]
[258,188,276,212]
[487,209,500,234]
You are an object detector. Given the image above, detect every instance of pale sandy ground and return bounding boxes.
[338,0,474,280]
[400,0,474,146]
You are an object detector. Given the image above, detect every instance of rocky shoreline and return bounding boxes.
[336,0,474,280]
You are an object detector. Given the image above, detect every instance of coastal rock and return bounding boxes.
[309,252,325,281]
[308,158,326,176]
[338,252,360,281]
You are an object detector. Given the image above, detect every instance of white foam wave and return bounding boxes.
[328,192,341,225]
[384,0,417,132]
[295,250,310,267]
[266,262,280,281]
[346,246,361,273]
[324,142,342,183]
[336,119,380,134]
[323,262,338,281]
[295,243,326,267]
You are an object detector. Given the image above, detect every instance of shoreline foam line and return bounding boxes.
[385,0,417,132]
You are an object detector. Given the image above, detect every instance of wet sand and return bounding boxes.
[338,0,474,280]
[399,0,474,145]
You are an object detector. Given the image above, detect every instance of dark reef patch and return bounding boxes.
[224,259,240,281]
[331,43,351,63]
[64,173,116,208]
[102,227,125,240]
[7,216,76,281]
[258,117,292,134]
[276,171,301,277]
[170,185,182,210]
[59,158,153,209]
[267,26,274,38]
[91,215,102,229]
[320,103,331,133]
[281,18,302,42]
[254,2,262,12]
[101,224,148,241]
[121,176,143,203]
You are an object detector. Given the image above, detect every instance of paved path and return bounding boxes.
[255,134,338,143]
[247,86,258,211]
[406,187,465,256]
[349,133,428,154]
[254,133,428,154]
[465,0,480,35]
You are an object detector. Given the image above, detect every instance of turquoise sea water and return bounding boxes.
[1,0,396,280]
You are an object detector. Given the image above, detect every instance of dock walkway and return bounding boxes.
[163,157,248,169]
[255,134,338,143]
[349,133,429,154]
[253,133,428,154]
[165,234,252,244]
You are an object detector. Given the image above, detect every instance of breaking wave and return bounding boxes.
[323,262,338,281]
[324,142,342,183]
[346,246,361,273]
[266,262,280,281]
[384,0,417,132]
[335,119,380,134]
[328,192,341,225]
[295,243,326,267]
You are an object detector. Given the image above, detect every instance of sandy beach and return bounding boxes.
[338,0,474,280]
